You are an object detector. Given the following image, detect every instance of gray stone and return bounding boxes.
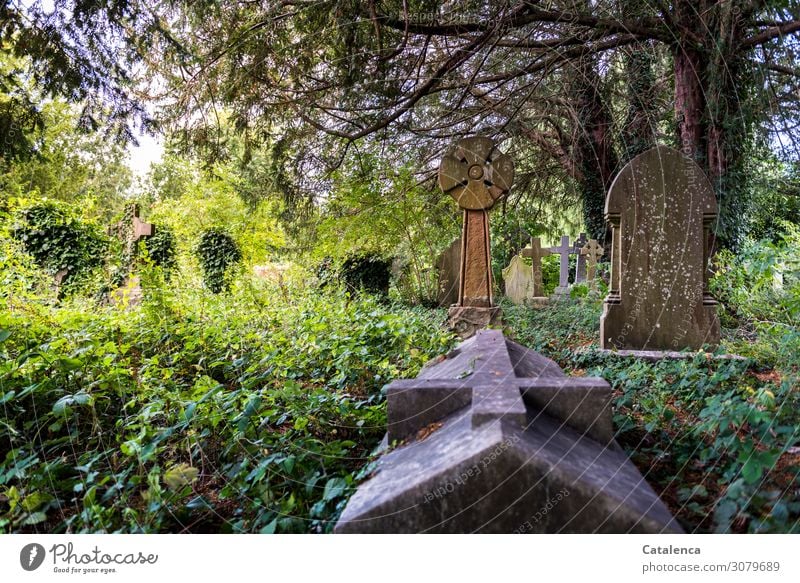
[592,348,747,362]
[549,235,572,295]
[600,146,720,350]
[502,254,534,305]
[573,233,588,282]
[435,237,461,307]
[336,330,682,534]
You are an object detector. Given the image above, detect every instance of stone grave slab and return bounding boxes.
[336,330,682,534]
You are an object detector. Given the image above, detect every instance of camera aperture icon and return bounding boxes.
[20,543,46,571]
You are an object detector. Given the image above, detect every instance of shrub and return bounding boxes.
[195,228,242,293]
[340,255,392,296]
[11,201,108,296]
[144,226,177,276]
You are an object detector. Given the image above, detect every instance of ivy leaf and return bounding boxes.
[163,464,199,491]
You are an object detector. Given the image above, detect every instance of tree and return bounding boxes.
[148,0,800,249]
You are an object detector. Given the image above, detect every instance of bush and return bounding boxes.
[143,226,177,275]
[195,228,242,293]
[340,255,392,296]
[11,201,108,296]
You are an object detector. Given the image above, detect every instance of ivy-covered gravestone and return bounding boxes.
[195,228,242,293]
[108,203,156,306]
[12,201,108,298]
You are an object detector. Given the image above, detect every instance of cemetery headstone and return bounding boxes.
[549,234,572,296]
[573,232,588,283]
[438,137,514,337]
[335,329,682,533]
[581,239,603,282]
[109,203,155,307]
[600,145,720,350]
[435,237,461,307]
[502,254,534,305]
[520,237,551,302]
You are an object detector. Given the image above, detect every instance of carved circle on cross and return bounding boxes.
[438,137,515,210]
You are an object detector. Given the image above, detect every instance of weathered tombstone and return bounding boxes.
[438,137,514,337]
[109,203,154,307]
[435,237,461,307]
[581,239,604,282]
[520,237,551,303]
[573,232,588,283]
[549,235,572,296]
[335,329,682,533]
[600,145,720,350]
[502,254,533,305]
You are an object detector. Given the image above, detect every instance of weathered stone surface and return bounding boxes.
[460,209,492,307]
[439,137,514,337]
[549,235,572,296]
[581,239,604,282]
[446,306,502,339]
[601,146,720,350]
[336,330,682,534]
[502,254,534,305]
[573,233,588,282]
[520,237,552,300]
[593,348,747,362]
[435,237,461,307]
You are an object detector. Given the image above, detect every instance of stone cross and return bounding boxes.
[132,207,153,241]
[573,233,588,282]
[549,235,571,295]
[109,203,155,307]
[580,239,603,281]
[520,237,552,299]
[439,137,514,337]
[600,145,720,350]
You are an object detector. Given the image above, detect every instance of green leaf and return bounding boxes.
[0,329,11,343]
[163,463,199,491]
[322,477,347,501]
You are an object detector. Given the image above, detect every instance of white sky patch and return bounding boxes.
[128,133,164,177]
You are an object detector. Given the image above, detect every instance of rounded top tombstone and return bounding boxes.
[438,137,514,210]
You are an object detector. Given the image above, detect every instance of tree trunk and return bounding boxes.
[571,56,618,243]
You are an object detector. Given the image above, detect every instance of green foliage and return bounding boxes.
[341,255,392,296]
[144,226,177,275]
[11,200,108,296]
[315,156,457,304]
[710,229,800,367]
[0,280,455,533]
[195,228,242,293]
[506,290,800,534]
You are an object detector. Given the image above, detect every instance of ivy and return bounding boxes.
[195,228,242,293]
[12,201,108,296]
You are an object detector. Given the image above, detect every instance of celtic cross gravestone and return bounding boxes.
[439,137,514,337]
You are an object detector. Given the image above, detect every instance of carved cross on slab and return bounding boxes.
[520,237,552,298]
[580,239,603,281]
[384,330,612,444]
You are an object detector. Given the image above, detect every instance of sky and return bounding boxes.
[128,133,164,177]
